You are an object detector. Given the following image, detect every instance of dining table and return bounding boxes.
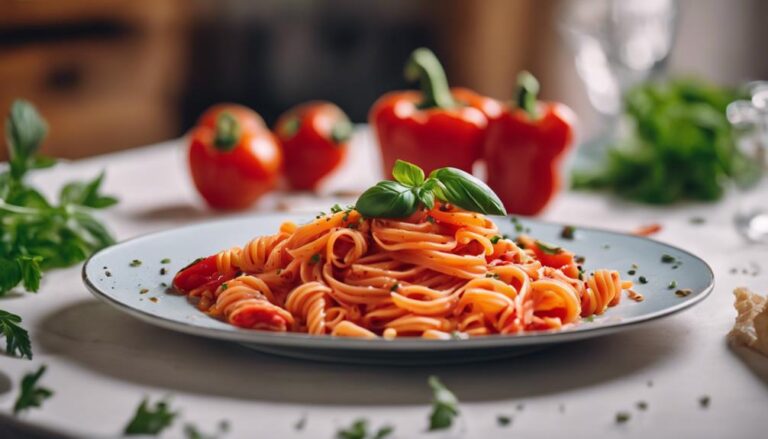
[0,127,766,439]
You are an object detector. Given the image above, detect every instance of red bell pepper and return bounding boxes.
[370,48,500,176]
[484,72,575,215]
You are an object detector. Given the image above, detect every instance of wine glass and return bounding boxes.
[559,0,679,163]
[730,82,768,243]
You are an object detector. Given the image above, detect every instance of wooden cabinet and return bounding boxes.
[0,0,188,159]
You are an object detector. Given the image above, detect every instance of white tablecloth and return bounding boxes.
[0,129,766,438]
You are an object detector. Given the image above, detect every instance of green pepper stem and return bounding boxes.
[516,71,540,119]
[404,48,455,109]
[214,112,240,151]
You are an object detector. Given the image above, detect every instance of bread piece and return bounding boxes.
[729,287,768,356]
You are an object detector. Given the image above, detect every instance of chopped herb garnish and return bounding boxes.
[490,235,502,244]
[450,331,467,340]
[575,255,586,264]
[699,395,710,408]
[130,259,142,267]
[675,289,692,297]
[220,283,228,290]
[584,315,595,323]
[615,411,630,423]
[123,398,177,436]
[161,258,171,264]
[335,419,393,439]
[160,268,167,275]
[183,419,229,439]
[426,215,435,223]
[105,270,112,277]
[560,225,575,239]
[0,309,32,359]
[636,401,648,411]
[668,281,677,290]
[428,376,459,431]
[638,276,648,284]
[628,269,636,275]
[310,254,321,264]
[511,217,524,232]
[139,288,149,295]
[497,415,512,426]
[535,240,562,255]
[330,204,343,214]
[294,414,307,431]
[160,282,168,288]
[661,254,676,263]
[13,365,53,415]
[390,283,399,292]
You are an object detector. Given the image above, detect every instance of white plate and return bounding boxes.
[82,214,714,364]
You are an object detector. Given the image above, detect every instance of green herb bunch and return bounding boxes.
[355,159,506,218]
[573,78,752,203]
[0,99,118,358]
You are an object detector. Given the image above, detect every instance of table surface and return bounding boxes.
[0,129,767,439]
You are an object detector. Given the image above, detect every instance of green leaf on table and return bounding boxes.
[428,375,459,431]
[13,365,53,415]
[0,257,23,295]
[6,100,48,180]
[392,159,425,187]
[430,167,506,215]
[336,419,394,439]
[60,171,119,208]
[124,398,178,436]
[183,419,230,439]
[355,180,418,218]
[0,309,32,359]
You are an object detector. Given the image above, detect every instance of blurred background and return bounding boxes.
[0,0,766,159]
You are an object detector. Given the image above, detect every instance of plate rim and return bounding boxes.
[82,214,715,351]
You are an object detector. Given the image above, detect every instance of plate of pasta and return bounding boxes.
[83,161,713,364]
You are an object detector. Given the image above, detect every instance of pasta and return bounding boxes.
[173,205,634,338]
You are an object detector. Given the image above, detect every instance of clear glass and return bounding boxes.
[559,0,679,164]
[730,82,768,243]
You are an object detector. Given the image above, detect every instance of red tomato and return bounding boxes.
[172,255,219,292]
[188,104,282,210]
[275,101,352,190]
[517,235,575,269]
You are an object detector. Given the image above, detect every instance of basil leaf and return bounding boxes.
[430,168,506,215]
[416,187,435,210]
[392,159,424,187]
[355,180,418,218]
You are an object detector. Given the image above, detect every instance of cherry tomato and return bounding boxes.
[172,255,219,292]
[275,101,352,190]
[188,104,282,210]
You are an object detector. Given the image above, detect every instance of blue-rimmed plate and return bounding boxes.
[82,214,714,365]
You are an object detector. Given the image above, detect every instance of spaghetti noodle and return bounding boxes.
[173,205,633,338]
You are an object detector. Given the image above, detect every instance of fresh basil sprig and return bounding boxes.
[355,160,506,218]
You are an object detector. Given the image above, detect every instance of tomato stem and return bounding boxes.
[404,48,455,109]
[516,71,540,119]
[214,112,240,151]
[330,118,353,144]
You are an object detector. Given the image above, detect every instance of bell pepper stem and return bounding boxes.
[516,71,540,119]
[404,48,455,109]
[214,112,240,151]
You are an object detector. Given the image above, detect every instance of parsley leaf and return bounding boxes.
[0,309,31,359]
[0,100,117,297]
[123,398,178,436]
[535,240,562,255]
[13,365,53,415]
[183,419,230,439]
[428,375,459,431]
